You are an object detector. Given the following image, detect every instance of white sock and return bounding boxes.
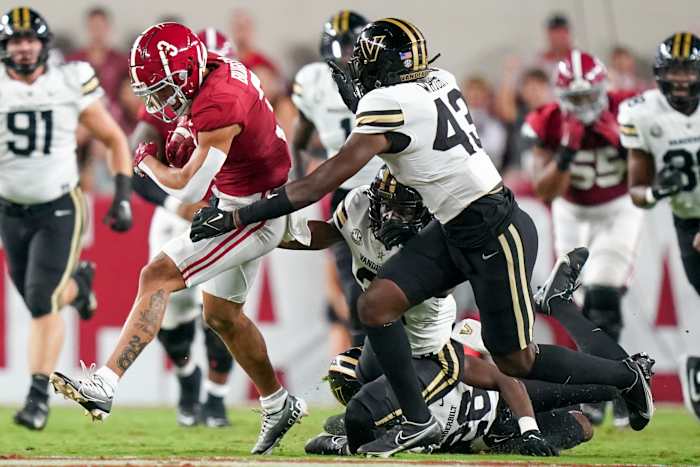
[204,379,229,399]
[260,387,288,413]
[95,366,119,395]
[175,359,197,377]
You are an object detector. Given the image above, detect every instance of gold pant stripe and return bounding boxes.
[508,225,534,341]
[497,231,527,349]
[50,188,84,313]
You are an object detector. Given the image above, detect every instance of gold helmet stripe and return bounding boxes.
[672,32,682,58]
[400,18,427,69]
[332,12,341,33]
[12,8,20,30]
[341,10,350,33]
[683,32,693,59]
[22,7,30,29]
[382,18,420,71]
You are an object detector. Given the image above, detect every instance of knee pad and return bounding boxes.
[345,398,376,454]
[583,286,623,340]
[157,319,196,367]
[204,326,233,373]
[24,285,52,318]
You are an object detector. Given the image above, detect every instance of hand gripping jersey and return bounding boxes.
[618,89,700,219]
[188,54,291,197]
[292,62,383,189]
[0,61,103,204]
[351,68,502,224]
[523,90,635,206]
[332,186,456,355]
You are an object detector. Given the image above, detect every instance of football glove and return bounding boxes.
[652,167,685,200]
[103,174,133,232]
[327,60,359,114]
[190,197,236,242]
[513,430,559,457]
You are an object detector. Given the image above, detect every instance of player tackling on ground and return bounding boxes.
[619,32,700,422]
[50,23,306,454]
[0,7,133,430]
[190,18,654,456]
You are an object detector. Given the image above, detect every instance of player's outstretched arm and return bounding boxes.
[138,124,240,203]
[279,220,344,250]
[80,100,133,232]
[190,132,388,241]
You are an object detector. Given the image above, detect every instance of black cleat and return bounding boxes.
[50,365,113,421]
[534,247,589,315]
[305,433,349,456]
[357,415,442,458]
[201,396,231,428]
[680,354,700,422]
[323,413,346,436]
[251,394,308,454]
[13,397,49,430]
[580,402,606,426]
[71,261,97,320]
[176,366,202,427]
[621,353,655,431]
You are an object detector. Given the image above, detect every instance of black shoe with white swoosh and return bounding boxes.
[357,415,442,458]
[680,354,700,422]
[304,432,350,456]
[533,247,589,315]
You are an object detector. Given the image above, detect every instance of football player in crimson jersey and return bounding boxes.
[523,50,643,427]
[128,27,235,429]
[190,19,654,456]
[50,23,306,454]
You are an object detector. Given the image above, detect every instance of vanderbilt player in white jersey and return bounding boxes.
[291,10,383,346]
[619,32,700,422]
[0,7,132,430]
[191,18,654,455]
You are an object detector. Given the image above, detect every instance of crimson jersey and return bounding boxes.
[189,54,290,197]
[524,91,636,205]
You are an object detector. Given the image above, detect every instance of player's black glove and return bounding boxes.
[327,60,359,113]
[190,197,236,242]
[103,174,133,232]
[513,430,559,457]
[651,166,685,200]
[377,222,414,249]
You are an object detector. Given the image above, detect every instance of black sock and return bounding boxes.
[551,298,628,360]
[178,366,201,405]
[528,344,635,389]
[364,320,430,423]
[29,373,49,403]
[345,399,377,453]
[205,393,224,407]
[522,379,619,412]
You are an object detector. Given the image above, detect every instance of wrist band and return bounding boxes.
[555,147,577,171]
[645,187,657,206]
[114,173,132,202]
[518,416,539,434]
[237,186,295,226]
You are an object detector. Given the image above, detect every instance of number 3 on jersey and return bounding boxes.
[7,110,53,157]
[433,88,483,156]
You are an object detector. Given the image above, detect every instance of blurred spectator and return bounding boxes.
[462,76,507,169]
[608,45,649,93]
[67,7,130,129]
[535,13,574,78]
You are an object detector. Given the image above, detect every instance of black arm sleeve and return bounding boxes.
[237,186,295,226]
[132,174,168,207]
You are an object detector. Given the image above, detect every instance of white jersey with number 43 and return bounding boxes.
[332,186,456,356]
[618,88,700,219]
[352,68,502,224]
[292,62,383,189]
[0,61,103,204]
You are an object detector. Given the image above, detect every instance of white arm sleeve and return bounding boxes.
[138,146,227,203]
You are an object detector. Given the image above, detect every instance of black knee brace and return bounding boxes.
[345,398,377,454]
[204,326,233,373]
[583,286,623,342]
[157,320,196,367]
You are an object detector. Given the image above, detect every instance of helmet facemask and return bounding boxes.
[557,82,608,125]
[655,61,700,113]
[132,70,191,123]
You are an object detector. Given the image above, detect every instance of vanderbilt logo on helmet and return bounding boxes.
[360,35,386,62]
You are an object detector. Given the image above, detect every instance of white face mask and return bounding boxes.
[558,85,608,125]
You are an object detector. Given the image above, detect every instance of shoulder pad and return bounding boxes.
[61,61,100,95]
[524,102,561,146]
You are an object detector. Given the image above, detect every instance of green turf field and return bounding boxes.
[0,405,698,465]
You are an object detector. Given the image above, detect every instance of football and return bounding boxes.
[165,124,196,168]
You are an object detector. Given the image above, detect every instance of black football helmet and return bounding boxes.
[348,18,430,96]
[654,32,700,113]
[320,10,367,64]
[0,7,52,75]
[327,347,362,406]
[368,165,431,249]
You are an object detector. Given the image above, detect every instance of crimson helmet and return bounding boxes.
[554,49,609,125]
[196,27,234,58]
[129,22,207,122]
